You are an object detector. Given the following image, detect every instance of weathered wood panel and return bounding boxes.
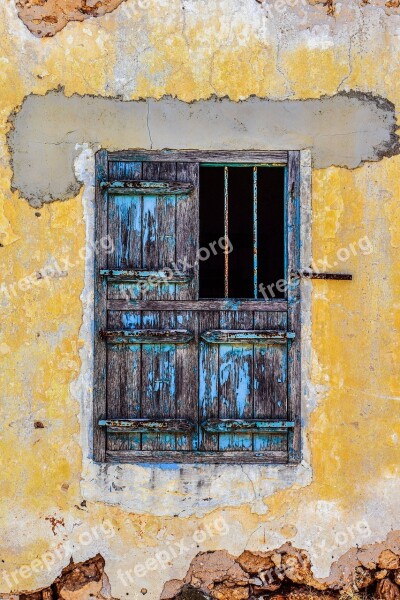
[95,153,302,464]
[109,150,288,164]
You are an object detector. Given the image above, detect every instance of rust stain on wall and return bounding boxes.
[15,0,125,37]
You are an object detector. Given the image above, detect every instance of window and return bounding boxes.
[94,151,301,464]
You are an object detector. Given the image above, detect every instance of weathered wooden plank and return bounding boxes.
[287,151,301,463]
[201,419,295,433]
[108,160,142,181]
[101,329,193,344]
[157,190,176,300]
[198,311,220,451]
[106,344,141,450]
[106,450,289,464]
[140,162,177,301]
[176,162,199,300]
[175,311,198,450]
[108,150,288,164]
[218,312,253,451]
[93,149,108,462]
[99,419,195,433]
[201,329,294,344]
[100,269,192,284]
[107,191,142,301]
[252,312,288,452]
[108,299,288,312]
[140,311,178,450]
[106,310,142,450]
[101,180,193,195]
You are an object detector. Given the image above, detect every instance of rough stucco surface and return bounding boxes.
[1,0,400,599]
[8,91,399,206]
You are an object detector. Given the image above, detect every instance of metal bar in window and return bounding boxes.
[224,166,229,298]
[253,166,258,299]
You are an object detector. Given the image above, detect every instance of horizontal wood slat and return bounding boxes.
[201,419,295,433]
[100,269,192,284]
[108,300,288,312]
[100,329,193,344]
[99,419,196,433]
[108,150,288,164]
[100,180,193,194]
[201,329,295,344]
[106,450,289,464]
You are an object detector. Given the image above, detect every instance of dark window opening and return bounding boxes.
[199,165,285,299]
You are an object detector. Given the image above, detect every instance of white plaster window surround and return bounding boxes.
[71,145,313,518]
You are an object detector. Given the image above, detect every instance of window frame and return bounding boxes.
[93,150,301,464]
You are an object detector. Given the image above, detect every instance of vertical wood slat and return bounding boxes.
[109,160,142,181]
[107,191,142,301]
[253,312,288,452]
[106,311,141,450]
[198,311,220,451]
[218,311,253,451]
[287,151,301,463]
[141,162,177,301]
[140,311,161,450]
[175,310,198,450]
[176,163,199,301]
[93,150,108,461]
[107,160,143,302]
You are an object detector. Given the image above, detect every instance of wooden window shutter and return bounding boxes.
[94,150,301,464]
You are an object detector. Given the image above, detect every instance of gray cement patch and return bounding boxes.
[8,90,399,207]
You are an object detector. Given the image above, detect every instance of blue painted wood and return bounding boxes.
[107,192,142,300]
[201,420,295,433]
[101,180,193,195]
[201,330,294,344]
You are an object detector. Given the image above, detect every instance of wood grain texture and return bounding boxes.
[93,150,108,462]
[106,450,289,464]
[109,150,288,164]
[287,151,301,463]
[108,299,288,312]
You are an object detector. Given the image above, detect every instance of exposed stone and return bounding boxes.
[376,578,400,600]
[379,551,400,570]
[394,570,400,586]
[237,550,274,574]
[211,583,249,600]
[174,587,211,600]
[376,570,389,580]
[271,553,282,568]
[161,579,185,600]
[183,551,249,592]
[15,0,126,37]
[354,565,375,589]
[54,554,105,597]
[281,550,327,590]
